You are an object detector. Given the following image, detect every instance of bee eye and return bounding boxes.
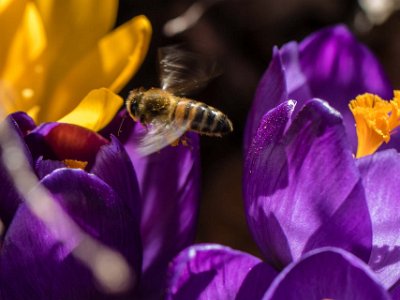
[129,99,139,116]
[128,91,144,117]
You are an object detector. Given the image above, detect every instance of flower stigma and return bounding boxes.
[349,91,400,158]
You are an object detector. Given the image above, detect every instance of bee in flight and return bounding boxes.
[126,46,233,155]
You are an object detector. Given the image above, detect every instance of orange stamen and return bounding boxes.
[63,159,88,170]
[349,92,400,158]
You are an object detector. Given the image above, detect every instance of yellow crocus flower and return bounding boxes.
[0,0,151,131]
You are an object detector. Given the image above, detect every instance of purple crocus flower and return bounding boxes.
[165,25,400,299]
[166,244,391,299]
[0,111,200,299]
[244,24,393,154]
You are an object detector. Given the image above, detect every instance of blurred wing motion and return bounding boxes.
[158,45,222,96]
[128,45,226,155]
[136,119,189,156]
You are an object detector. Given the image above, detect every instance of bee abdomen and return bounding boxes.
[182,101,233,136]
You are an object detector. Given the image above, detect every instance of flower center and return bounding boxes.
[63,159,88,170]
[349,91,400,158]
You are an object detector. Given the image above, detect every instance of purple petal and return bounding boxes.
[279,41,312,104]
[35,157,66,179]
[244,47,288,154]
[244,99,372,268]
[124,124,201,299]
[91,135,141,230]
[391,282,400,299]
[264,247,391,300]
[166,244,277,300]
[0,168,141,299]
[356,149,400,288]
[299,25,393,151]
[99,109,130,141]
[9,111,36,136]
[0,114,33,226]
[300,25,392,103]
[42,168,142,275]
[244,100,296,267]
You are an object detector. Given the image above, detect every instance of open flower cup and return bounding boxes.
[0,112,201,299]
[166,26,400,299]
[0,1,201,299]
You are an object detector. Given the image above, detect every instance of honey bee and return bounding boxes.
[126,46,233,155]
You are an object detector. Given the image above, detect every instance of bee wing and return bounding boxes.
[136,119,189,156]
[158,45,222,96]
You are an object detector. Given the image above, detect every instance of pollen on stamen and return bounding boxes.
[349,92,400,158]
[63,159,88,170]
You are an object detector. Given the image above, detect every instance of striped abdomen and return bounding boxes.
[171,98,233,136]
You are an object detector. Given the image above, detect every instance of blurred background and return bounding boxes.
[117,0,400,257]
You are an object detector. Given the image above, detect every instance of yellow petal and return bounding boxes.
[35,0,117,39]
[34,0,119,121]
[0,0,27,72]
[108,15,152,92]
[40,15,152,123]
[0,1,46,115]
[34,0,118,63]
[57,88,123,132]
[27,105,40,121]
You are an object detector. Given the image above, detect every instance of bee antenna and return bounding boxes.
[118,114,128,137]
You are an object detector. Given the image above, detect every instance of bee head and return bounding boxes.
[126,88,145,122]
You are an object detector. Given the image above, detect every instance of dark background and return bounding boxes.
[116,0,400,257]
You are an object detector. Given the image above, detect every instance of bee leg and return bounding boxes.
[117,112,131,136]
[181,135,189,147]
[182,135,194,151]
[169,135,192,150]
[170,139,180,147]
